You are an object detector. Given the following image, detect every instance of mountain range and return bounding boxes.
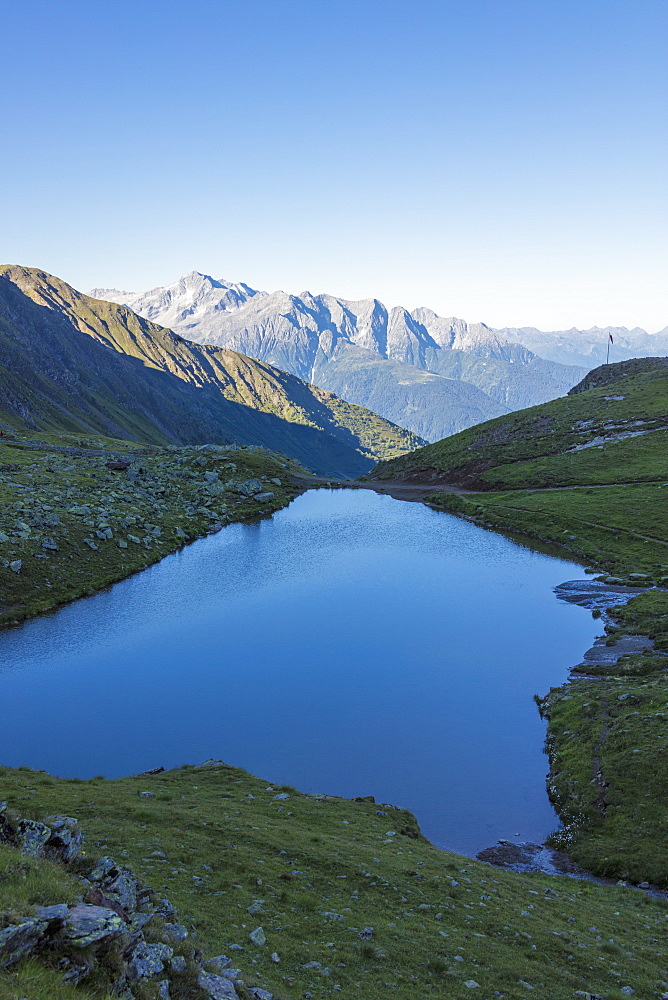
[91,272,666,442]
[0,266,422,478]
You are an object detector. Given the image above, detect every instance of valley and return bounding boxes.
[1,273,666,1000]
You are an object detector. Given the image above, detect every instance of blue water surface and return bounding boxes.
[0,488,601,855]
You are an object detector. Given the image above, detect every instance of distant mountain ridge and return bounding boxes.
[0,266,422,478]
[91,273,595,441]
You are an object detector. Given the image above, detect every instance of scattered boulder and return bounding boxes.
[17,818,51,857]
[128,941,173,980]
[208,954,233,973]
[237,478,263,497]
[44,815,83,862]
[163,922,188,943]
[249,926,266,946]
[62,904,125,948]
[198,968,239,998]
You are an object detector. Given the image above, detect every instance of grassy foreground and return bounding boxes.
[0,429,305,628]
[2,762,668,1000]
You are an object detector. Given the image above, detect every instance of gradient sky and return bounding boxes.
[1,0,666,331]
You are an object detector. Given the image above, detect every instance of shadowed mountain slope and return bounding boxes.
[0,266,422,478]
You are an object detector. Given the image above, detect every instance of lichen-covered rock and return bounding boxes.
[237,478,263,496]
[0,918,48,967]
[207,954,232,973]
[106,869,138,912]
[128,941,173,979]
[249,926,266,946]
[154,897,176,918]
[17,818,51,857]
[35,903,70,924]
[163,922,188,943]
[63,904,125,947]
[44,815,84,862]
[88,855,117,882]
[198,969,239,998]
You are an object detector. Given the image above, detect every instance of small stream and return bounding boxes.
[0,488,602,857]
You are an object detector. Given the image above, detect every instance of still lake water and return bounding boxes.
[0,488,601,855]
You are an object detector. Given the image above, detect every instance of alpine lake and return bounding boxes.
[0,487,601,857]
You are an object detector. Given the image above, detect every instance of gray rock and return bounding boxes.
[248,990,273,1000]
[237,478,263,496]
[358,926,374,939]
[170,954,187,973]
[154,897,176,918]
[107,869,138,912]
[621,990,635,997]
[44,815,84,862]
[88,856,117,881]
[41,537,59,551]
[139,790,155,798]
[198,969,239,998]
[163,922,188,943]
[249,926,266,946]
[129,912,154,933]
[62,961,91,984]
[0,918,48,967]
[63,904,124,947]
[273,793,290,801]
[254,492,274,502]
[35,903,69,923]
[17,819,51,857]
[128,941,173,979]
[157,981,171,1000]
[208,954,233,972]
[8,560,21,573]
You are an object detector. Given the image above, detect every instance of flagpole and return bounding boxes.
[606,336,610,365]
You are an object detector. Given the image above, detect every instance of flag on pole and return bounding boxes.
[609,334,614,344]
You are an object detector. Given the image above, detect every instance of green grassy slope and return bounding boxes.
[2,763,667,1000]
[367,359,668,886]
[369,357,668,490]
[0,429,306,627]
[0,266,423,479]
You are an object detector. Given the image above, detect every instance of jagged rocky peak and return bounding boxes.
[90,272,262,330]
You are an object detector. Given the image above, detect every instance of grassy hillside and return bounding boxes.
[369,357,668,490]
[2,762,668,1000]
[0,266,423,479]
[367,359,668,886]
[0,429,307,628]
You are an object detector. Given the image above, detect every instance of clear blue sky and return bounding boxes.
[1,0,666,331]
